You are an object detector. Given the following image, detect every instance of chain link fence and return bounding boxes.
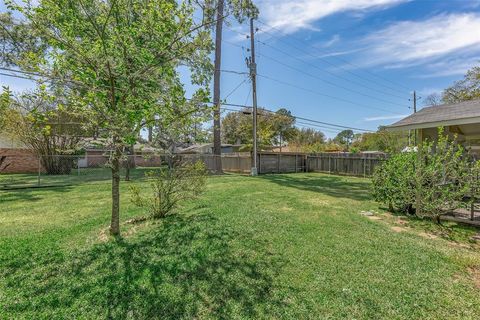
[0,151,390,190]
[0,153,252,189]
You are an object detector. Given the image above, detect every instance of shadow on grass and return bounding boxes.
[0,185,74,203]
[1,213,288,319]
[260,173,372,201]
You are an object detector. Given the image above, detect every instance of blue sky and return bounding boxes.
[210,0,480,137]
[2,0,480,138]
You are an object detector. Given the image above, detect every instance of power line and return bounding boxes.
[255,38,407,100]
[224,21,408,101]
[256,73,403,115]
[220,106,348,134]
[205,100,372,132]
[2,67,373,133]
[255,19,412,93]
[256,50,409,109]
[222,40,406,114]
[223,78,248,100]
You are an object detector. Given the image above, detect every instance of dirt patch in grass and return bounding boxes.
[391,226,408,233]
[367,216,383,220]
[418,232,438,240]
[468,267,480,289]
[307,198,331,207]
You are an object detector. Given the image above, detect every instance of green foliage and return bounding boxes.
[192,0,258,22]
[352,129,408,153]
[372,151,416,213]
[272,108,296,146]
[3,0,215,234]
[415,128,472,220]
[372,127,478,220]
[442,65,480,104]
[2,88,87,174]
[288,127,325,152]
[333,129,354,150]
[130,161,207,219]
[0,87,11,129]
[2,174,480,318]
[221,108,295,149]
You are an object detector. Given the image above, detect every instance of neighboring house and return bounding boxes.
[82,142,165,168]
[0,133,39,173]
[387,99,480,155]
[177,143,243,154]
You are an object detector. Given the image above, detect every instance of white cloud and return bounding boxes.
[256,0,409,34]
[322,34,341,48]
[416,56,480,78]
[364,114,409,121]
[361,13,480,66]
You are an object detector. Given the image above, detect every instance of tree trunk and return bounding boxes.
[212,0,224,174]
[148,126,153,143]
[110,147,122,236]
[125,145,134,181]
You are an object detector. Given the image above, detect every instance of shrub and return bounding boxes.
[130,160,207,219]
[372,151,416,213]
[415,130,472,222]
[372,127,476,222]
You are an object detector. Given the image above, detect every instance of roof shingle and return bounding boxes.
[389,99,480,129]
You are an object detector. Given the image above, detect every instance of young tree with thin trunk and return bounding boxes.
[3,0,213,236]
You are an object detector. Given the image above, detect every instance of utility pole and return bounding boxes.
[413,90,418,145]
[408,90,420,146]
[247,17,258,176]
[212,0,224,174]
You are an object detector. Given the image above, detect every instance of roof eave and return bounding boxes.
[386,116,480,131]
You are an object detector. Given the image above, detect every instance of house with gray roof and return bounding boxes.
[387,99,480,155]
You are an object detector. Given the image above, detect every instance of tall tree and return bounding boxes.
[1,87,88,174]
[3,0,213,236]
[221,108,291,150]
[288,128,326,153]
[272,108,296,151]
[352,128,408,153]
[334,129,354,150]
[204,0,257,173]
[442,65,480,104]
[423,93,442,106]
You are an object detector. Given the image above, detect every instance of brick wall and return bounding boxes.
[0,148,40,174]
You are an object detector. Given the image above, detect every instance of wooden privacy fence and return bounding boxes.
[254,152,387,176]
[182,152,388,176]
[306,153,388,177]
[257,152,305,173]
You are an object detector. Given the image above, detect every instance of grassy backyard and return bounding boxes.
[1,173,480,319]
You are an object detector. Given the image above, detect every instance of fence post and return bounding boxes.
[257,153,260,174]
[295,154,298,173]
[77,157,80,176]
[363,157,366,178]
[277,154,280,173]
[328,156,331,174]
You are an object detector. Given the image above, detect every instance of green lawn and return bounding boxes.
[1,173,480,319]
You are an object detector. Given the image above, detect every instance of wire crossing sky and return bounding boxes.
[2,0,480,137]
